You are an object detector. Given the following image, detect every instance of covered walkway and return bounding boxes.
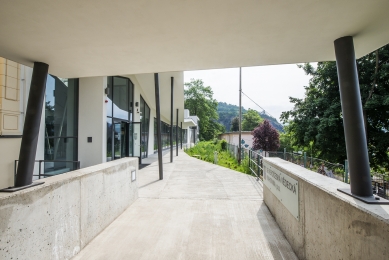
[73,151,297,260]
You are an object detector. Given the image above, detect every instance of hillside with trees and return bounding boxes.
[217,102,284,132]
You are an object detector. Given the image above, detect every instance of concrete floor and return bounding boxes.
[73,150,298,260]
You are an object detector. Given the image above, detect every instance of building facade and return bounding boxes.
[219,131,254,149]
[0,58,189,189]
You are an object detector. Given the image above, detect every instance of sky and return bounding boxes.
[184,64,314,122]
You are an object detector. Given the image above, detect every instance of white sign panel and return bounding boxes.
[263,161,299,220]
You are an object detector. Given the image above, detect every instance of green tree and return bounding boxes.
[230,116,239,131]
[184,79,224,140]
[280,44,389,169]
[242,109,263,131]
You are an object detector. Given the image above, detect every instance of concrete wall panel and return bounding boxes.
[263,158,389,260]
[0,158,138,260]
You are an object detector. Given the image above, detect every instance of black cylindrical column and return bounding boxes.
[334,36,372,197]
[170,77,173,163]
[155,73,163,180]
[15,62,49,187]
[180,122,183,149]
[176,108,178,156]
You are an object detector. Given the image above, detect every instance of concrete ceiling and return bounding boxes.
[0,0,388,78]
[132,72,184,124]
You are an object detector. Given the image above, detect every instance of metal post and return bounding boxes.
[257,154,260,177]
[334,37,386,203]
[304,152,307,168]
[14,62,48,189]
[170,77,173,163]
[176,108,179,156]
[284,148,286,160]
[249,150,251,169]
[345,160,349,183]
[180,122,183,149]
[155,73,163,180]
[238,67,242,164]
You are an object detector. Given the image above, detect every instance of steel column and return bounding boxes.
[238,67,242,164]
[170,77,174,163]
[180,122,183,149]
[334,36,374,200]
[176,108,178,156]
[15,62,49,187]
[155,73,163,180]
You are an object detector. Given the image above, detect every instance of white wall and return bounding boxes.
[0,64,42,189]
[220,132,253,148]
[78,77,107,168]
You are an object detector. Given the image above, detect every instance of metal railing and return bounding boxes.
[248,149,263,180]
[226,143,263,180]
[224,143,388,199]
[268,150,388,200]
[268,151,345,181]
[372,174,389,199]
[14,160,81,184]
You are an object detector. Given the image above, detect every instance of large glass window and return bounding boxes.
[153,119,182,153]
[106,76,133,121]
[140,96,150,158]
[44,76,79,176]
[106,76,134,161]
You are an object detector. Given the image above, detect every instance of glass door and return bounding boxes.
[113,122,122,160]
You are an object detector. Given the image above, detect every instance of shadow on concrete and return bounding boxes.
[257,203,298,260]
[138,179,160,189]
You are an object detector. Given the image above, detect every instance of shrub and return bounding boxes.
[221,140,227,151]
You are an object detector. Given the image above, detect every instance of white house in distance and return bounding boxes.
[183,109,200,146]
[219,131,254,149]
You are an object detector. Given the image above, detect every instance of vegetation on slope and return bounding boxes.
[184,140,250,174]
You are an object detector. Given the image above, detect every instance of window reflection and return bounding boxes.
[44,75,79,175]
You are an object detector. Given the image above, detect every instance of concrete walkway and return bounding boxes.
[73,150,297,260]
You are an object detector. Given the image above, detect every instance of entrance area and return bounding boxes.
[108,121,141,161]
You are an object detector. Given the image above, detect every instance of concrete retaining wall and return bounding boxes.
[263,157,389,260]
[0,157,138,260]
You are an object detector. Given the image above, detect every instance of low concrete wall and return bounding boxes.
[0,157,138,260]
[263,157,389,260]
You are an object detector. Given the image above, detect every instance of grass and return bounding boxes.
[184,140,251,175]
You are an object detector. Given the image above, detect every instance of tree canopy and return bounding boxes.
[184,79,224,140]
[280,44,389,169]
[242,109,263,131]
[252,120,280,151]
[230,116,239,131]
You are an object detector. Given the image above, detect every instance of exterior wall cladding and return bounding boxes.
[0,60,188,190]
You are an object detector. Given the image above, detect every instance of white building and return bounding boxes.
[0,58,194,189]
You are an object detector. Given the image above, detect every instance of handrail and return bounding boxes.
[14,160,81,184]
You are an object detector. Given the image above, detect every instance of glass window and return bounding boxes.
[140,96,150,158]
[106,76,134,160]
[106,76,113,117]
[44,76,79,176]
[113,77,129,120]
[107,117,113,161]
